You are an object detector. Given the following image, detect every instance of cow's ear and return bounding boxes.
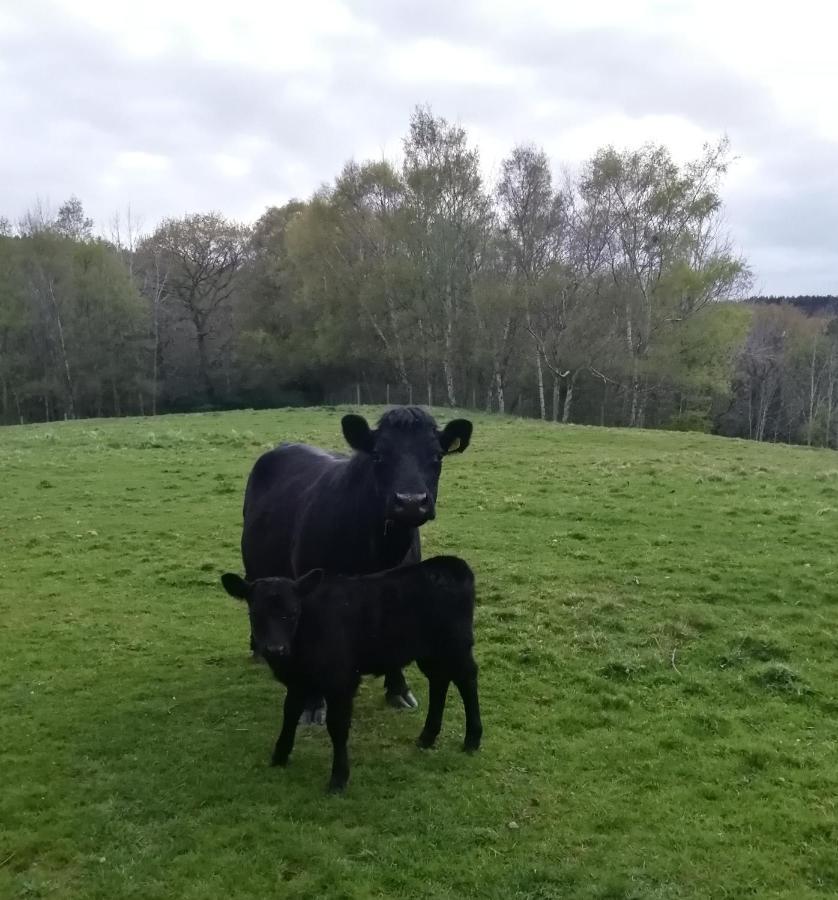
[439,419,472,454]
[342,414,375,453]
[295,568,324,596]
[221,573,251,601]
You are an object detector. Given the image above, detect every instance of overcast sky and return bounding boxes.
[2,0,836,295]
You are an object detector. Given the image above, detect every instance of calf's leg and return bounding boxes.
[324,693,353,794]
[272,687,306,766]
[453,655,482,753]
[415,658,450,748]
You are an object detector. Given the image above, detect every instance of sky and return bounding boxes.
[2,0,836,295]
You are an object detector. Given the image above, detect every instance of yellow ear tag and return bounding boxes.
[448,437,461,453]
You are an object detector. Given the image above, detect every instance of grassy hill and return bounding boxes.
[2,408,837,899]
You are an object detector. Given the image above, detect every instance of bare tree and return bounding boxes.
[140,213,250,404]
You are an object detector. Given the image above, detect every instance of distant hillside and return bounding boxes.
[749,295,838,316]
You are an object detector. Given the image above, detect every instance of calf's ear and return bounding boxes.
[342,414,375,453]
[295,568,325,596]
[221,573,251,601]
[439,419,473,454]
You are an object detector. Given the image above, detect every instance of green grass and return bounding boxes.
[2,407,838,899]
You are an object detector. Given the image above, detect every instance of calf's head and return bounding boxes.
[221,570,324,657]
[342,406,472,527]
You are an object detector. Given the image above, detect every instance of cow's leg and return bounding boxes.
[453,654,482,753]
[415,660,449,749]
[272,686,306,766]
[384,532,420,710]
[384,668,418,709]
[324,692,353,793]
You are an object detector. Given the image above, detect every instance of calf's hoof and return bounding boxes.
[416,731,437,750]
[462,735,482,754]
[386,689,418,710]
[327,776,347,795]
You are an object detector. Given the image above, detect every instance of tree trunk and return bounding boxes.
[111,378,121,417]
[195,328,216,404]
[562,370,579,424]
[442,356,456,408]
[552,372,560,422]
[48,281,76,419]
[635,376,648,428]
[807,333,818,446]
[151,271,164,416]
[442,282,457,407]
[535,346,546,420]
[495,370,505,415]
[427,380,432,408]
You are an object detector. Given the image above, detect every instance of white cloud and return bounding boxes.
[0,0,835,293]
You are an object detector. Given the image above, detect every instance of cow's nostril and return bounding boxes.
[395,492,428,507]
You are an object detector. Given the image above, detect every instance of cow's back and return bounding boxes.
[241,443,344,580]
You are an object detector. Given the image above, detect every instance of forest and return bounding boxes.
[1,107,836,448]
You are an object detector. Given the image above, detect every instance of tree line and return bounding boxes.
[1,107,836,449]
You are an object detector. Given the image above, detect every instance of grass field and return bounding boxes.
[2,407,838,899]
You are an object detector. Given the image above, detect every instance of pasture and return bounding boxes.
[2,407,838,899]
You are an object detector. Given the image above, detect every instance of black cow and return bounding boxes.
[239,406,472,715]
[220,556,482,793]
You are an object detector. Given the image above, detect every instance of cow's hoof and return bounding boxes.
[271,753,289,767]
[462,736,482,754]
[386,689,418,710]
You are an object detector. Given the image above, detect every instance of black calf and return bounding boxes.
[221,556,483,793]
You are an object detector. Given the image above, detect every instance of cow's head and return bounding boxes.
[221,570,324,657]
[342,406,472,527]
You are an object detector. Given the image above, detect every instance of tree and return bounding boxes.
[55,196,94,242]
[584,141,750,426]
[139,213,250,405]
[494,145,561,416]
[330,161,417,397]
[402,106,492,406]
